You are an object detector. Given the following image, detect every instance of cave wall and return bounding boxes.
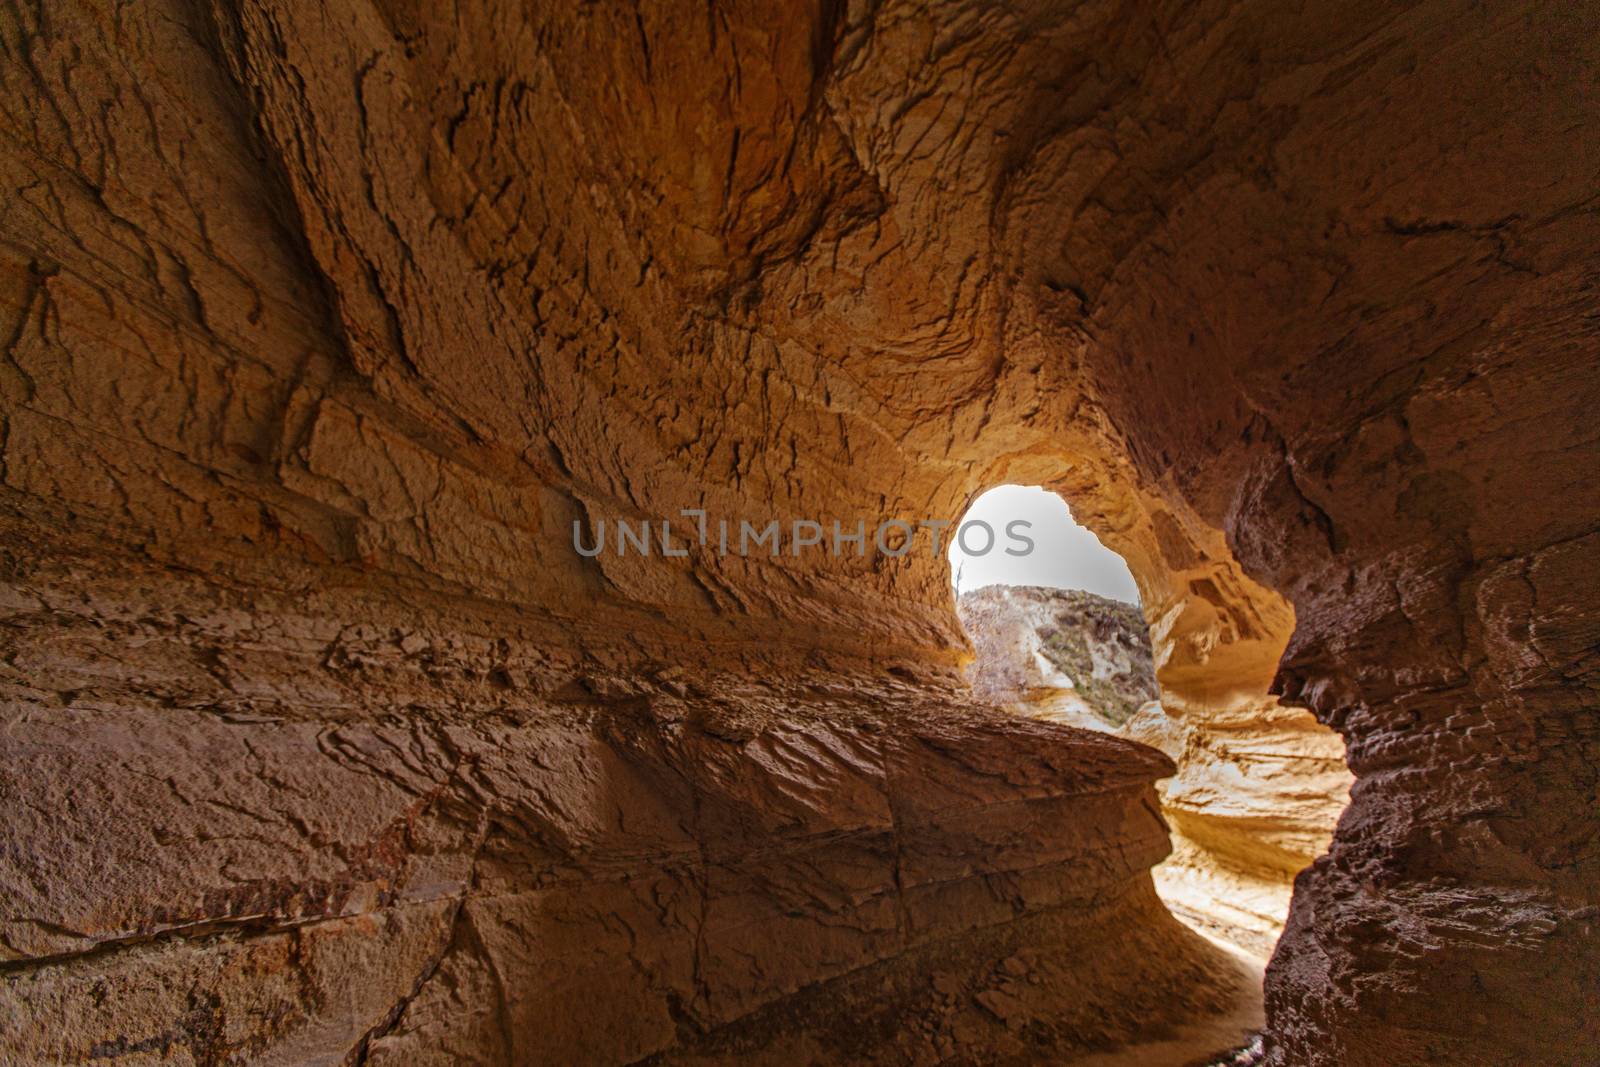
[2,0,1596,1064]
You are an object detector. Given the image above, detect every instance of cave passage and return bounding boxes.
[950,483,1354,1054]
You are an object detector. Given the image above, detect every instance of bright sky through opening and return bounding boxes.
[949,485,1139,604]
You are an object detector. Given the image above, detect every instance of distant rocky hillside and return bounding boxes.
[957,585,1157,728]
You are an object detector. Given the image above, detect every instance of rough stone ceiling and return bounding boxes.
[0,1,1596,1064]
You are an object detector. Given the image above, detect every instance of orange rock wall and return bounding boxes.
[2,1,1596,1063]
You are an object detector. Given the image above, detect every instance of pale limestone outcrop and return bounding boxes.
[1,0,1596,1064]
[958,585,1157,730]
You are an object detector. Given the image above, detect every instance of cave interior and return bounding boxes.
[0,1,1596,1065]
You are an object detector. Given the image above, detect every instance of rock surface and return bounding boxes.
[2,0,1597,1064]
[958,584,1157,728]
[1122,698,1352,958]
[956,582,1349,957]
[0,536,1229,1064]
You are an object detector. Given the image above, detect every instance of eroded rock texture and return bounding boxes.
[958,585,1157,727]
[1124,696,1351,959]
[957,582,1349,957]
[1,0,1596,1064]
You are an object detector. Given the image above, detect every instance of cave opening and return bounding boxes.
[947,482,1353,1059]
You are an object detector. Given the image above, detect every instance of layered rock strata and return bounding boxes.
[1123,697,1351,958]
[2,0,1596,1064]
[956,583,1349,957]
[0,537,1230,1063]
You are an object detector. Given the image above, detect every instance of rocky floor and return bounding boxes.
[1057,923,1264,1067]
[1190,1036,1266,1067]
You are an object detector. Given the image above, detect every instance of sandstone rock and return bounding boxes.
[1122,698,1352,958]
[1,0,1596,1063]
[957,583,1351,958]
